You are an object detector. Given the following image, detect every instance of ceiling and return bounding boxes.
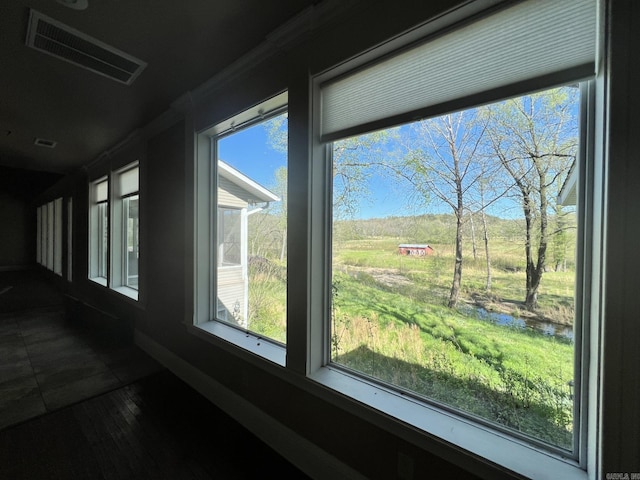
[0,0,320,175]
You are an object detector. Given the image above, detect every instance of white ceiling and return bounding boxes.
[0,0,319,174]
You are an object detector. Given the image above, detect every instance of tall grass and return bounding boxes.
[247,258,286,343]
[246,236,577,448]
[332,271,574,448]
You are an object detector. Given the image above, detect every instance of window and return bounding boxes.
[89,178,108,285]
[36,206,41,265]
[330,85,581,450]
[123,194,139,289]
[47,201,54,271]
[88,164,140,300]
[194,92,288,360]
[310,0,597,478]
[53,197,63,275]
[40,204,47,267]
[67,197,72,282]
[218,207,242,267]
[36,197,64,276]
[111,163,139,299]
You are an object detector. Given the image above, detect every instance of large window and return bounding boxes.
[190,1,603,477]
[310,0,597,478]
[36,197,64,276]
[89,178,108,285]
[194,92,288,359]
[330,85,581,450]
[67,197,72,282]
[112,163,139,298]
[123,194,139,289]
[89,164,140,300]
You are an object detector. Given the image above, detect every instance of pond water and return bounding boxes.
[473,307,574,341]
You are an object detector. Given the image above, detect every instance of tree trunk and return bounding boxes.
[522,193,537,310]
[481,207,491,292]
[469,211,477,260]
[448,207,464,308]
[279,227,287,263]
[526,165,549,310]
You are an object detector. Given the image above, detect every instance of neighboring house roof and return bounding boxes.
[558,161,577,206]
[218,160,280,204]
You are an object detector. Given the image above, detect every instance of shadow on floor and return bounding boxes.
[0,370,310,479]
[0,270,163,430]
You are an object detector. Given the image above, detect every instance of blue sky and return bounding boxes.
[216,104,575,222]
[217,121,286,191]
[217,120,515,220]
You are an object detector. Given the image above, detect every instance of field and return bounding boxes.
[246,223,577,450]
[331,237,575,448]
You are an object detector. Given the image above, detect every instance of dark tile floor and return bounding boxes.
[0,370,310,479]
[0,271,163,430]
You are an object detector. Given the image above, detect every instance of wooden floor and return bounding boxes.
[0,271,163,430]
[0,271,309,479]
[0,370,309,479]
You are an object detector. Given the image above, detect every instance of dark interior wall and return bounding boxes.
[0,166,61,268]
[144,121,186,336]
[0,193,29,268]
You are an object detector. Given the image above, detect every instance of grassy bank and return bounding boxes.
[332,270,574,448]
[245,236,576,448]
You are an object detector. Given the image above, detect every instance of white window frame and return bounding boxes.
[46,201,54,271]
[191,92,288,367]
[36,198,64,275]
[41,204,47,267]
[305,3,600,480]
[36,206,42,265]
[53,197,63,276]
[110,162,139,301]
[67,197,73,282]
[89,177,109,286]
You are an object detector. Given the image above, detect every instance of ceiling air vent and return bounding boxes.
[25,10,146,85]
[34,138,57,148]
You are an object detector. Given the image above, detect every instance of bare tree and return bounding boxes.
[400,111,487,307]
[332,130,399,220]
[483,87,578,309]
[477,178,492,292]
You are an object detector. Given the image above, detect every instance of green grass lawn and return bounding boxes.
[246,237,576,449]
[331,269,574,448]
[331,238,576,448]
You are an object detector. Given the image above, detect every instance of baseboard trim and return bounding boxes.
[135,329,365,480]
[0,265,33,272]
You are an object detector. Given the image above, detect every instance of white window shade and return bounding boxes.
[320,0,597,141]
[95,180,108,203]
[119,166,138,197]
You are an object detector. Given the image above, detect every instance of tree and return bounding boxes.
[483,87,578,309]
[260,113,288,262]
[332,130,399,220]
[477,177,492,292]
[400,111,487,307]
[272,166,287,262]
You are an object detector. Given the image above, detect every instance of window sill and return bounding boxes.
[189,321,285,367]
[111,285,139,301]
[89,276,107,287]
[308,366,587,480]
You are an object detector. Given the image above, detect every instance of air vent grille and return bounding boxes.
[34,138,57,148]
[26,10,146,85]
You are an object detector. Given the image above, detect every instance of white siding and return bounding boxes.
[218,177,248,208]
[217,265,247,325]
